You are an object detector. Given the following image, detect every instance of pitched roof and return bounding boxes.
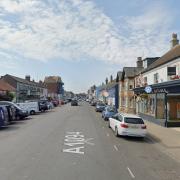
[4,74,46,88]
[123,67,144,78]
[143,44,180,73]
[0,80,15,91]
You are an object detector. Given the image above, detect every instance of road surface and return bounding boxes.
[0,102,180,180]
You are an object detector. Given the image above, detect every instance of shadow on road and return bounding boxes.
[120,133,161,144]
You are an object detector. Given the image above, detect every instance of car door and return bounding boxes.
[110,114,118,131]
[117,115,123,133]
[113,114,122,130]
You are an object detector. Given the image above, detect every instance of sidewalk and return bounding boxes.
[145,120,180,163]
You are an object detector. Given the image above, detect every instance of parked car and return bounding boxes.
[90,100,97,106]
[0,106,9,127]
[5,105,16,123]
[52,99,59,107]
[95,102,106,112]
[71,99,78,106]
[47,102,54,109]
[38,100,49,112]
[17,101,39,115]
[102,106,118,120]
[109,113,147,138]
[0,101,28,120]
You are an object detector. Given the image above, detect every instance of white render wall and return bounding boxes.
[143,57,180,85]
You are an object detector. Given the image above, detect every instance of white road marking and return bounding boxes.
[106,133,109,137]
[62,132,94,155]
[102,126,105,129]
[127,167,135,179]
[113,145,118,151]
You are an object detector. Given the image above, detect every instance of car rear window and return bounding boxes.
[124,118,144,124]
[107,107,116,112]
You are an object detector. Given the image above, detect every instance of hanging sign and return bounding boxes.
[145,86,152,94]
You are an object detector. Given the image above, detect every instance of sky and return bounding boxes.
[0,0,180,93]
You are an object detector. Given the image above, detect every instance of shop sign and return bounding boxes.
[153,88,168,93]
[145,86,152,93]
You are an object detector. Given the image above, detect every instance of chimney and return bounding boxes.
[136,57,143,68]
[105,78,108,85]
[110,75,113,82]
[171,33,179,48]
[25,75,31,81]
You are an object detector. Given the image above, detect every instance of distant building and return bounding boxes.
[87,85,96,100]
[44,76,64,99]
[1,74,47,102]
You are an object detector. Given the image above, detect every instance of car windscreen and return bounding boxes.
[124,118,144,124]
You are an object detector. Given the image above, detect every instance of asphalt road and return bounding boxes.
[0,102,180,180]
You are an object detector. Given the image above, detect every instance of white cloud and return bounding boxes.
[0,0,174,66]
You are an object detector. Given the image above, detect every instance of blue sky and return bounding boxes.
[0,0,180,93]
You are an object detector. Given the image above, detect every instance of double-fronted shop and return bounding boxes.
[134,80,180,127]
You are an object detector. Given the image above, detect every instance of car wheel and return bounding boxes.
[30,110,35,115]
[115,127,119,137]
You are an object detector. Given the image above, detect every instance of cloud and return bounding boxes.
[0,0,174,66]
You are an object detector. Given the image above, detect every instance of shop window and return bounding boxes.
[156,93,165,119]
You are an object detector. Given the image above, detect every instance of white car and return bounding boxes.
[109,113,147,137]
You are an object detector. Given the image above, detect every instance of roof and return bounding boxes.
[143,44,180,73]
[4,74,46,88]
[0,80,15,91]
[44,76,62,83]
[123,67,144,78]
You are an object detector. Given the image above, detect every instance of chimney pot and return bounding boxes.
[136,57,143,68]
[171,33,179,48]
[25,75,31,81]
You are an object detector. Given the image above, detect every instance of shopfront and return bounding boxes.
[134,80,180,127]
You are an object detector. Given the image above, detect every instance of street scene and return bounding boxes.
[0,0,180,180]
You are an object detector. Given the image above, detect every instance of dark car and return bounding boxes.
[90,100,97,106]
[5,105,16,123]
[102,106,118,120]
[0,106,9,127]
[38,100,49,112]
[0,101,28,120]
[95,102,106,112]
[71,100,78,106]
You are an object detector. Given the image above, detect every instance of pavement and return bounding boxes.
[144,120,180,163]
[0,102,180,180]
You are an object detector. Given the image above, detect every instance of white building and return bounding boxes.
[134,33,180,127]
